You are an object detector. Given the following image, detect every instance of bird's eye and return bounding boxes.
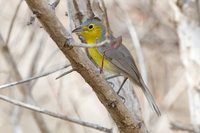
[88,24,94,29]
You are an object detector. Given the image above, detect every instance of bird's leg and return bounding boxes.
[100,52,105,74]
[117,77,128,94]
[117,77,128,103]
[100,47,113,73]
[100,46,114,74]
[100,36,123,73]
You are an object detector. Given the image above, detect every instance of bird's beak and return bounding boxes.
[72,26,83,33]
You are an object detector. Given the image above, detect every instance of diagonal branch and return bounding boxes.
[0,64,70,89]
[5,0,23,45]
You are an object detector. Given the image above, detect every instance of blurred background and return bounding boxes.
[0,0,200,133]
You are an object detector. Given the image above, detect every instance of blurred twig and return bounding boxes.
[196,0,200,23]
[56,68,74,79]
[85,0,94,19]
[106,74,122,80]
[98,0,111,39]
[30,49,60,89]
[28,34,45,78]
[162,76,186,109]
[19,27,37,59]
[116,0,151,121]
[92,0,103,18]
[67,0,83,26]
[5,0,23,45]
[0,64,70,89]
[0,34,50,133]
[115,0,148,88]
[0,94,112,133]
[11,106,23,133]
[171,122,197,133]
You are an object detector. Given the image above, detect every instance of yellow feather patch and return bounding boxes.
[80,24,114,71]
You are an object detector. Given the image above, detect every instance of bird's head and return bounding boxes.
[72,17,106,44]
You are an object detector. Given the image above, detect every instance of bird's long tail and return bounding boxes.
[138,77,161,116]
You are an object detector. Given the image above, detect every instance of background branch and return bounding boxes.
[98,0,111,39]
[0,94,112,133]
[5,0,23,45]
[171,122,198,133]
[0,64,70,89]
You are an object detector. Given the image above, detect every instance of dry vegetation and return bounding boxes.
[0,0,200,133]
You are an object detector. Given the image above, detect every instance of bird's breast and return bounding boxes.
[88,48,115,72]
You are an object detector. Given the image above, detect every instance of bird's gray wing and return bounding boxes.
[98,40,140,84]
[98,42,161,116]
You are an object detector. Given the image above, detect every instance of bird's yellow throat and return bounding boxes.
[81,29,113,71]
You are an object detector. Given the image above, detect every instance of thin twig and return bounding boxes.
[0,64,70,89]
[171,122,196,133]
[196,0,200,24]
[85,0,95,19]
[5,0,23,45]
[69,0,83,25]
[162,76,186,109]
[0,94,112,133]
[11,106,23,133]
[30,49,60,89]
[28,34,45,78]
[98,0,111,39]
[106,74,122,80]
[92,0,104,19]
[19,27,37,59]
[67,38,110,48]
[56,69,74,79]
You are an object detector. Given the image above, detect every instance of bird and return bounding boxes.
[72,17,161,116]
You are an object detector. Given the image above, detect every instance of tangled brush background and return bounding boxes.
[0,0,200,132]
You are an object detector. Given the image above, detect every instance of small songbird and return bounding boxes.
[72,17,161,116]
